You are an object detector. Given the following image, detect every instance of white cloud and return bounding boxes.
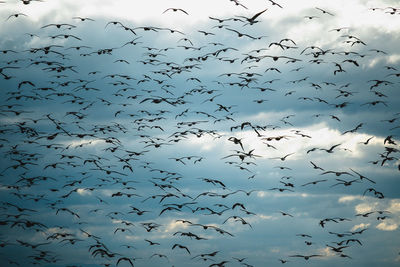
[349,198,400,232]
[388,199,400,213]
[185,134,220,151]
[395,254,400,262]
[338,195,364,203]
[60,138,103,149]
[355,202,379,214]
[270,248,280,253]
[258,214,277,220]
[256,190,298,198]
[351,223,370,231]
[163,218,191,233]
[376,221,398,231]
[319,246,337,258]
[188,118,389,164]
[387,54,400,64]
[77,188,91,196]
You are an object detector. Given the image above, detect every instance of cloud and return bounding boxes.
[351,223,370,231]
[60,138,103,149]
[395,254,400,262]
[319,246,337,258]
[256,191,308,198]
[388,199,400,213]
[77,188,92,196]
[258,214,275,220]
[185,134,220,151]
[376,221,398,231]
[163,218,191,233]
[270,248,280,253]
[355,202,379,214]
[387,54,400,64]
[338,195,363,203]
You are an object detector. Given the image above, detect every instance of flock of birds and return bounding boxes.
[0,0,399,266]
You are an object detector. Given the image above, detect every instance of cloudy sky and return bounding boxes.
[0,0,400,266]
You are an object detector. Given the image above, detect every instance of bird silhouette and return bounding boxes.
[6,13,27,20]
[289,254,323,260]
[163,8,189,15]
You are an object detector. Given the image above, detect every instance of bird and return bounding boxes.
[236,8,268,25]
[145,239,160,246]
[270,153,295,161]
[363,188,384,198]
[268,0,283,8]
[279,211,294,217]
[319,143,341,153]
[301,179,327,186]
[321,171,354,177]
[228,137,244,150]
[6,13,27,20]
[359,136,374,145]
[289,254,323,260]
[226,28,257,39]
[172,243,191,254]
[342,123,363,135]
[297,234,312,238]
[209,261,230,267]
[310,161,324,171]
[331,178,360,187]
[41,23,76,29]
[163,8,189,15]
[73,16,95,21]
[116,257,135,266]
[315,7,334,16]
[350,168,376,184]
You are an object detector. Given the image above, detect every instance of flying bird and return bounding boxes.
[6,13,27,20]
[163,8,189,15]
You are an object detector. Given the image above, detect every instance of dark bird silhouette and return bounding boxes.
[226,28,257,39]
[145,239,160,246]
[6,13,27,21]
[342,123,363,135]
[359,136,374,145]
[289,254,323,260]
[268,0,283,8]
[350,168,376,184]
[270,153,295,161]
[163,7,189,15]
[236,8,268,25]
[319,143,341,153]
[117,257,135,266]
[315,7,334,16]
[172,243,191,254]
[331,178,360,187]
[321,171,354,177]
[301,179,327,186]
[279,211,294,217]
[363,188,384,198]
[310,161,324,171]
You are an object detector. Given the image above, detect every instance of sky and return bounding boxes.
[0,0,400,266]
